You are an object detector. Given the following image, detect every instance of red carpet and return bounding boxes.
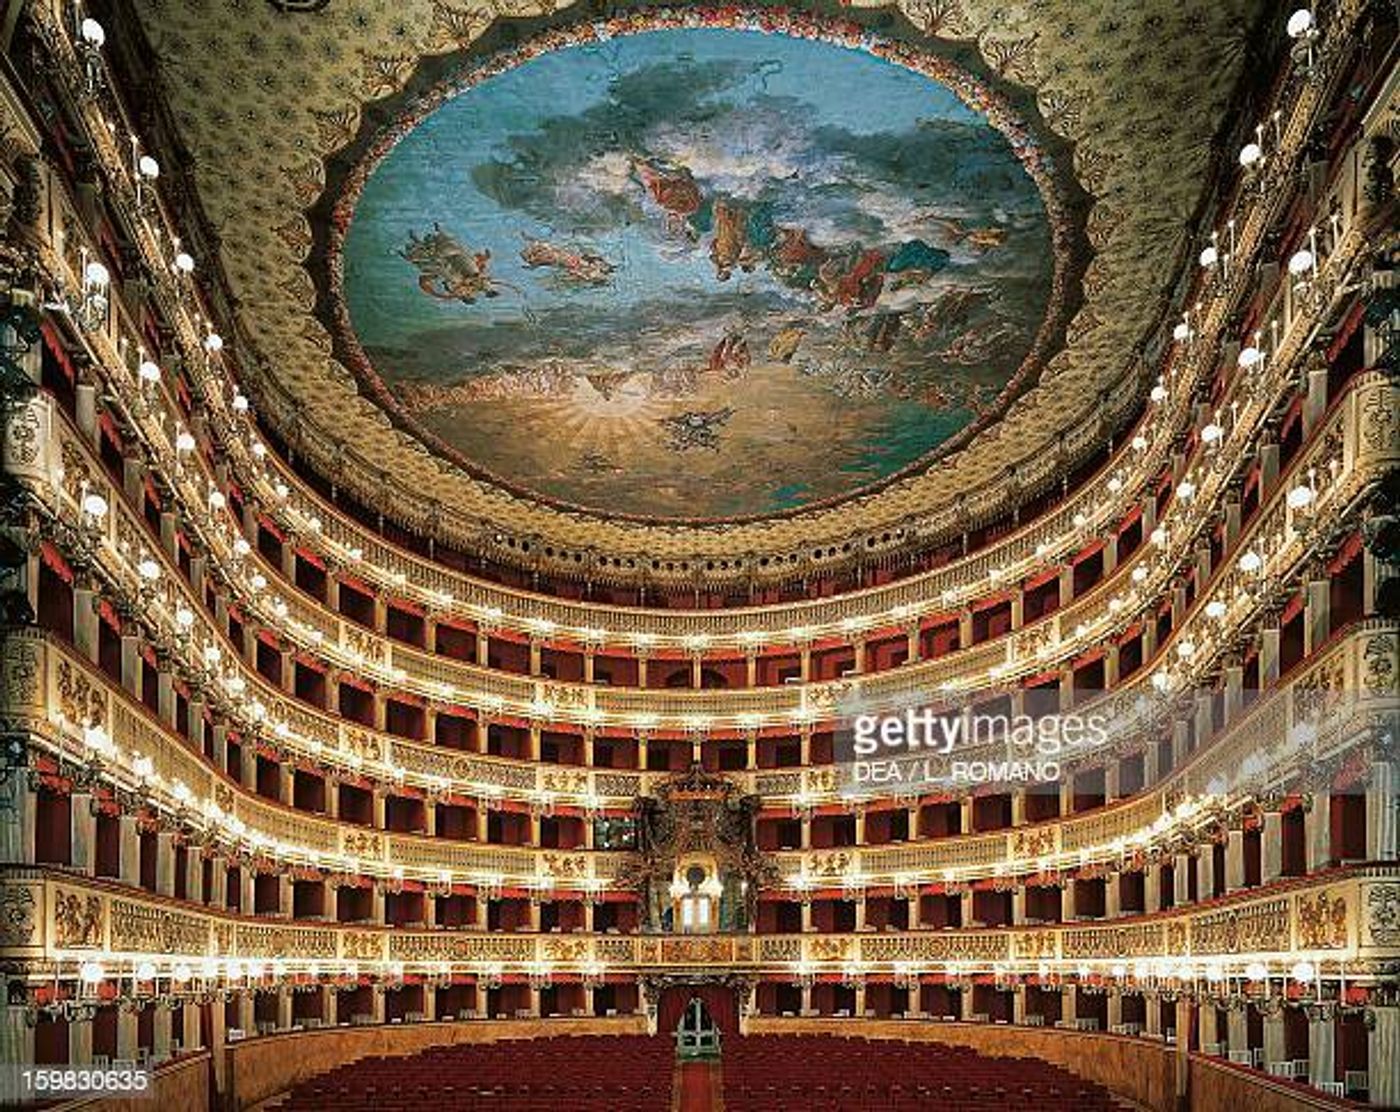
[676,1061,722,1111]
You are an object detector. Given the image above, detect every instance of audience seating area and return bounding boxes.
[277,1034,673,1111]
[720,1034,1125,1112]
[276,1030,1130,1111]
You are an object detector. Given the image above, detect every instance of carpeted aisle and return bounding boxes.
[675,1060,723,1111]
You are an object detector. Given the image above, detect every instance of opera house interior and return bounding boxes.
[0,0,1397,1108]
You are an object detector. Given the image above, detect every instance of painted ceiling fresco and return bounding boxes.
[333,20,1064,519]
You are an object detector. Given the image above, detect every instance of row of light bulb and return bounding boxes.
[784,798,1216,893]
[72,713,565,889]
[115,521,1263,797]
[56,0,1340,740]
[60,0,1333,660]
[203,388,1313,725]
[70,950,1336,991]
[795,956,1334,987]
[69,386,1336,830]
[71,956,572,987]
[91,184,1266,687]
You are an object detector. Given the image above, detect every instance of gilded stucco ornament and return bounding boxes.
[122,0,1267,569]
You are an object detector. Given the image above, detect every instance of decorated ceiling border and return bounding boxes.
[124,0,1266,560]
[311,4,1091,526]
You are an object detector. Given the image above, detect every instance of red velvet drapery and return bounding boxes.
[657,984,739,1035]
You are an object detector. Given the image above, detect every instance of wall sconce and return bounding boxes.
[54,254,111,332]
[78,959,105,998]
[75,14,106,95]
[476,962,503,992]
[1286,8,1319,74]
[134,149,160,212]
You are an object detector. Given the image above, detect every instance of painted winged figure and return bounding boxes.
[400,223,513,304]
[519,235,615,285]
[630,157,703,235]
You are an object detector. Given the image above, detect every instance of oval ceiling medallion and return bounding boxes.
[328,10,1077,522]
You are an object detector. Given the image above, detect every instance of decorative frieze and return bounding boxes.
[1191,897,1291,956]
[1296,889,1350,950]
[236,923,337,960]
[52,887,104,948]
[110,899,208,955]
[0,882,40,949]
[860,933,1010,964]
[1061,924,1165,960]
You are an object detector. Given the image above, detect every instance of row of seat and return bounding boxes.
[720,1034,1123,1111]
[279,1034,673,1111]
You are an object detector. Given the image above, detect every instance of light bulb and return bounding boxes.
[80,17,106,47]
[1201,423,1223,444]
[1205,600,1227,619]
[1238,142,1262,168]
[80,960,105,984]
[174,252,195,274]
[1198,245,1218,268]
[1150,385,1167,403]
[233,538,251,557]
[1291,960,1316,982]
[137,557,160,581]
[84,260,109,287]
[82,492,108,517]
[136,960,157,981]
[232,393,249,412]
[1238,550,1262,573]
[1176,480,1196,500]
[1245,961,1268,982]
[1286,8,1313,38]
[137,155,160,180]
[204,332,223,353]
[208,489,226,510]
[1172,321,1191,341]
[1237,346,1261,369]
[1287,484,1315,509]
[1288,248,1314,275]
[138,359,161,383]
[176,607,195,629]
[176,430,196,453]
